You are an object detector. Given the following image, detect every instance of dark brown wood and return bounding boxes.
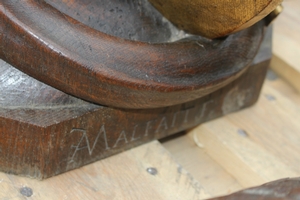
[0,59,269,179]
[0,0,265,109]
[0,39,271,179]
[0,0,272,179]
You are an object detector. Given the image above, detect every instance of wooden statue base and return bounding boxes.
[0,29,272,179]
[0,0,273,179]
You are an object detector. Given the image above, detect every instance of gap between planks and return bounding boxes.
[0,141,211,200]
[164,76,300,197]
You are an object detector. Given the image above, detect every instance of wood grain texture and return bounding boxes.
[44,0,182,43]
[162,134,244,197]
[1,138,300,200]
[271,0,300,93]
[224,83,300,176]
[149,0,282,39]
[0,18,271,179]
[0,0,265,109]
[2,72,300,200]
[185,72,300,188]
[0,141,211,200]
[163,4,300,198]
[0,0,299,199]
[190,117,298,187]
[164,74,300,200]
[0,55,269,179]
[211,178,300,200]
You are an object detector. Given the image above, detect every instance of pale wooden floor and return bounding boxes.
[0,1,299,199]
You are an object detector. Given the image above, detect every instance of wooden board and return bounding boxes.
[0,141,211,200]
[162,134,244,197]
[271,0,300,92]
[163,74,300,198]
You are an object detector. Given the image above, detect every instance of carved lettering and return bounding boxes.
[171,111,180,128]
[69,99,220,162]
[113,130,128,148]
[70,125,109,162]
[144,120,154,137]
[183,109,190,123]
[131,125,140,142]
[155,117,168,133]
[195,100,214,122]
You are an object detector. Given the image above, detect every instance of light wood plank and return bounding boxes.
[184,77,300,188]
[224,82,300,174]
[0,141,211,200]
[163,134,243,197]
[272,0,300,92]
[163,77,300,197]
[270,55,300,92]
[190,116,299,188]
[266,70,300,105]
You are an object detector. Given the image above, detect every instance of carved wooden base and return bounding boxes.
[0,0,273,179]
[0,31,271,178]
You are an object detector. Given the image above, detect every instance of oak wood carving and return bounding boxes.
[0,0,265,109]
[0,33,272,179]
[0,0,273,180]
[0,58,270,179]
[149,0,282,38]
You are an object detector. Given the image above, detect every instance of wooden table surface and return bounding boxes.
[1,1,299,199]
